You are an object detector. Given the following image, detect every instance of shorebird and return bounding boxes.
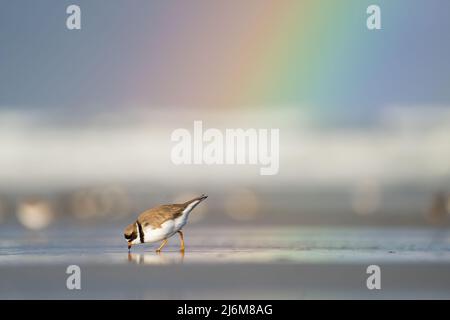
[124,194,207,252]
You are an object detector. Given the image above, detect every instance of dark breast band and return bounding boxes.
[136,220,145,243]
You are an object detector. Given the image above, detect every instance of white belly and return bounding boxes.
[142,219,176,243]
[173,211,189,231]
[139,199,201,244]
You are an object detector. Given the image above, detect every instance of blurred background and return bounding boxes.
[2,0,450,299]
[0,0,449,233]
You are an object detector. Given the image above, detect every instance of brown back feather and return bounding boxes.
[136,195,207,229]
[137,204,186,228]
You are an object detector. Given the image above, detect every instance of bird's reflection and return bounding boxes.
[127,250,185,265]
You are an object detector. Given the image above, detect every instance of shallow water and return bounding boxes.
[1,225,450,298]
[1,225,450,265]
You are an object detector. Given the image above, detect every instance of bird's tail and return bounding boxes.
[184,194,208,205]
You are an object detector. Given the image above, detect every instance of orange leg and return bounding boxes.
[156,239,168,252]
[178,230,185,251]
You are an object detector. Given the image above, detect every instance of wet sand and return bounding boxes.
[1,226,450,299]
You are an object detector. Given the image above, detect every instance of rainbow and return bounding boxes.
[126,0,418,119]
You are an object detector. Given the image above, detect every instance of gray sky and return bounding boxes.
[1,0,450,119]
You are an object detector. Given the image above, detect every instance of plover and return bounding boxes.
[124,194,207,252]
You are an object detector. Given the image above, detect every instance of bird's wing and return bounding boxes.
[137,204,185,228]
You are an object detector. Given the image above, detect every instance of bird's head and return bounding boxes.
[124,223,137,250]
